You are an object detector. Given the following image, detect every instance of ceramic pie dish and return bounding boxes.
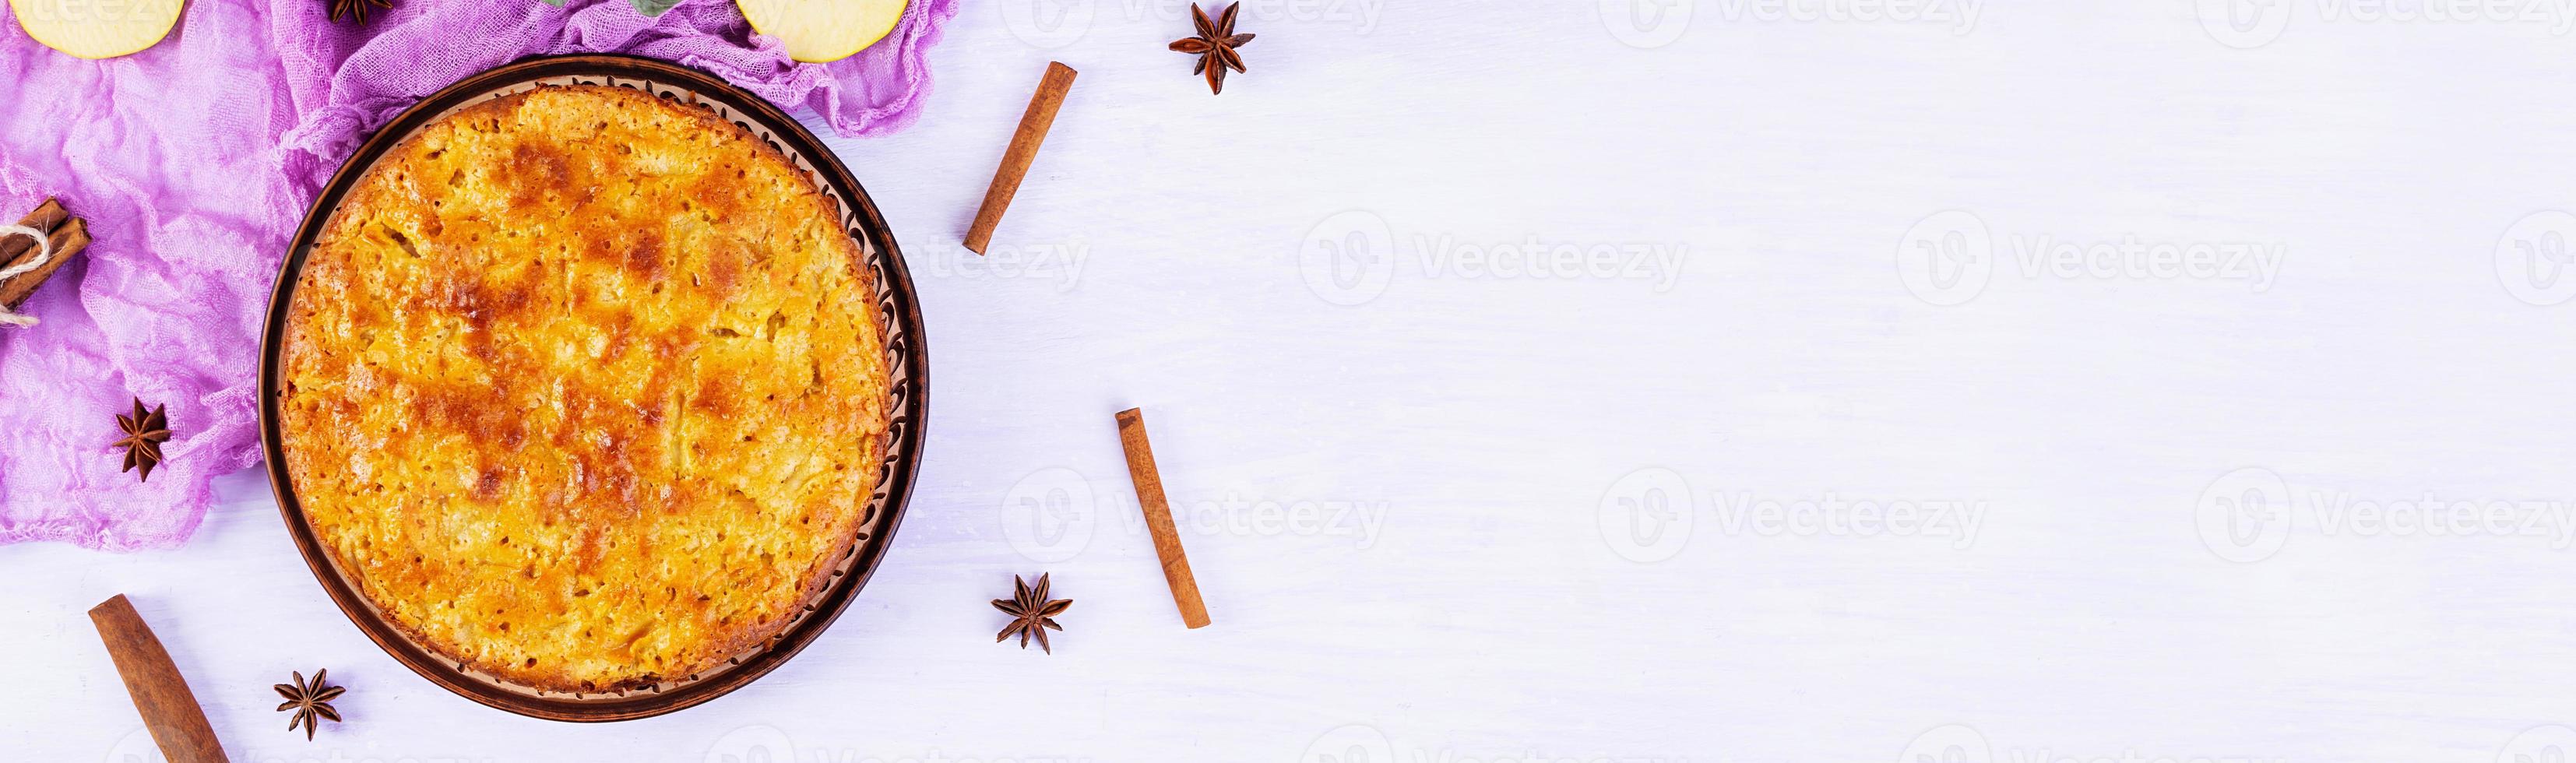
[257,54,927,722]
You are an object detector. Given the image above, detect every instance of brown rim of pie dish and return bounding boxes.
[256,54,928,723]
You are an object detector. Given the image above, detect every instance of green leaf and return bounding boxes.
[538,0,563,6]
[628,0,681,15]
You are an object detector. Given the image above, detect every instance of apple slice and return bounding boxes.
[738,0,907,64]
[11,0,185,59]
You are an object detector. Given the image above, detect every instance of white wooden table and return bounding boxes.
[13,2,2576,761]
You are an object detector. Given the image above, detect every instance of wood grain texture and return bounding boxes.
[1114,407,1212,628]
[961,61,1075,255]
[87,596,226,763]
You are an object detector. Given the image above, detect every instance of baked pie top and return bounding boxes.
[278,84,892,693]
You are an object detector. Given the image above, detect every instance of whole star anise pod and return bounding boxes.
[1168,2,1255,95]
[273,669,344,740]
[325,0,393,24]
[112,398,170,483]
[991,573,1073,653]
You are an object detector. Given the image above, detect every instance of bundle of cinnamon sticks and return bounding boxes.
[0,197,90,315]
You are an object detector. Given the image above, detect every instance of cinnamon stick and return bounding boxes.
[0,216,86,311]
[1114,407,1212,628]
[0,197,68,270]
[90,595,230,763]
[963,62,1078,255]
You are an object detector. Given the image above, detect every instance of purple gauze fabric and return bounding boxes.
[0,0,957,550]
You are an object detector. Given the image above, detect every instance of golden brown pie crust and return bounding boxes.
[278,84,891,694]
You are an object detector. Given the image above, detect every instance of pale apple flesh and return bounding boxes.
[737,0,907,64]
[11,0,184,59]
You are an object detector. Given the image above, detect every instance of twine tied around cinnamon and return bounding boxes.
[0,223,51,327]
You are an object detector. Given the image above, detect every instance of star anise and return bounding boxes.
[325,0,393,24]
[991,573,1073,653]
[1168,2,1255,95]
[112,398,170,483]
[273,669,344,740]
